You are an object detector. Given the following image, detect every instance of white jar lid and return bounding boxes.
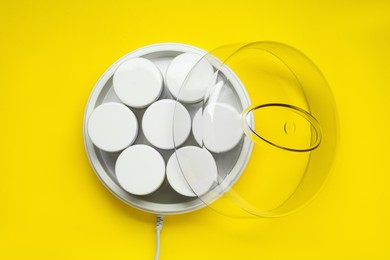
[192,103,243,153]
[166,146,217,197]
[115,145,166,196]
[166,53,215,103]
[142,99,191,150]
[87,102,138,152]
[113,57,163,108]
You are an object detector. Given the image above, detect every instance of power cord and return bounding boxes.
[154,215,165,260]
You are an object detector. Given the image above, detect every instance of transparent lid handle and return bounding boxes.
[241,103,322,152]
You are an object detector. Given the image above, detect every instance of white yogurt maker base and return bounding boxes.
[83,43,252,215]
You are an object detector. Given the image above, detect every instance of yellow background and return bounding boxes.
[1,0,389,259]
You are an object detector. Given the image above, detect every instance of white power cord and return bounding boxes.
[154,215,165,260]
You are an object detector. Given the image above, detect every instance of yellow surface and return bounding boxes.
[1,0,389,259]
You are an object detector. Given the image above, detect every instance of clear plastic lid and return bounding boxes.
[172,42,338,218]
